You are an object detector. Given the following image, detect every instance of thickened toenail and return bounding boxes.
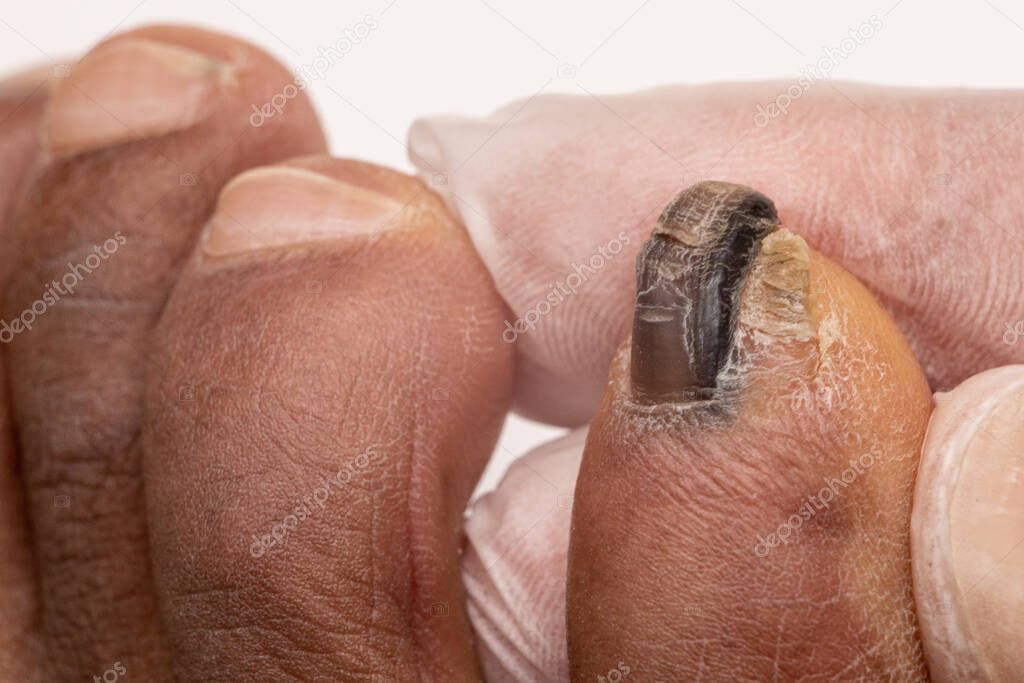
[630,181,779,404]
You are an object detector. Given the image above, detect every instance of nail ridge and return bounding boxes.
[631,181,779,404]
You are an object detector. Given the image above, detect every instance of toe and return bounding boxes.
[142,157,514,680]
[3,24,325,677]
[567,182,932,680]
[0,62,50,681]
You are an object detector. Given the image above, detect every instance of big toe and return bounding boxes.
[142,157,514,680]
[568,181,933,680]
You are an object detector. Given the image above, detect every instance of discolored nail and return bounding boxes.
[630,181,779,403]
[201,165,405,257]
[45,38,227,156]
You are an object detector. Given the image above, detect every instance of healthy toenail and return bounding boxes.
[45,38,227,157]
[201,165,406,257]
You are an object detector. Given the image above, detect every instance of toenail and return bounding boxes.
[630,181,781,404]
[200,165,406,257]
[45,38,228,157]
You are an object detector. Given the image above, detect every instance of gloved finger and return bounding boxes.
[912,364,1024,682]
[409,83,1024,426]
[462,429,585,683]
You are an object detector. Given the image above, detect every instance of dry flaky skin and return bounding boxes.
[735,230,817,342]
[568,188,933,680]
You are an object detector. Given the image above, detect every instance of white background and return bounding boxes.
[3,0,1023,495]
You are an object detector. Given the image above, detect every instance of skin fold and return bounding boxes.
[410,83,1024,426]
[567,186,934,680]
